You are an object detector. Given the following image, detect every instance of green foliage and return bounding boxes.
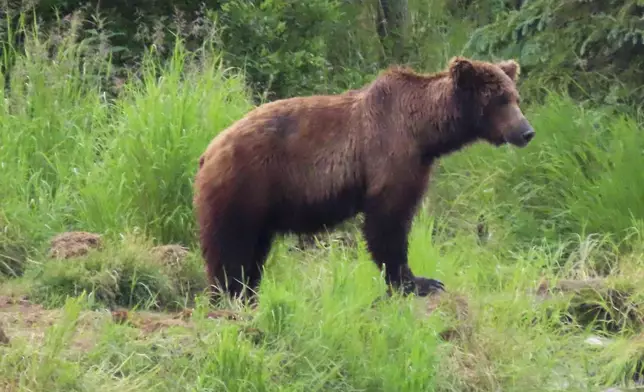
[75,42,253,244]
[0,0,219,67]
[3,0,643,105]
[3,228,644,391]
[27,235,206,310]
[0,16,253,247]
[0,214,31,278]
[430,93,644,258]
[0,12,114,261]
[0,296,88,391]
[212,0,348,100]
[1,3,644,391]
[0,0,483,101]
[402,0,481,70]
[465,0,644,107]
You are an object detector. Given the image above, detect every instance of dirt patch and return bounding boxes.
[0,294,102,350]
[109,307,251,333]
[150,244,189,267]
[0,295,254,352]
[424,292,473,342]
[48,231,102,260]
[0,295,47,327]
[110,308,194,334]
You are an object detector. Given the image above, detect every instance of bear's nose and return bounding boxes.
[521,128,535,143]
[518,118,535,144]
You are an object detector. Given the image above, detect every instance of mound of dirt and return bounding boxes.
[48,231,102,260]
[150,244,189,267]
[425,292,473,342]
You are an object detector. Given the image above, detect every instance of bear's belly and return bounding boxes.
[269,186,364,234]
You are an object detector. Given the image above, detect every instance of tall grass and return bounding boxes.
[0,15,253,264]
[3,232,643,391]
[75,43,253,244]
[430,93,644,256]
[1,10,644,392]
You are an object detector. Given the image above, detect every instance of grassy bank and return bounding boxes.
[1,19,644,392]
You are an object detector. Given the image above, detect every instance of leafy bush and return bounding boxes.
[465,0,644,108]
[212,0,345,100]
[430,93,644,254]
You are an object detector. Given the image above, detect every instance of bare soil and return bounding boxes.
[47,231,103,260]
[149,244,190,267]
[0,294,252,352]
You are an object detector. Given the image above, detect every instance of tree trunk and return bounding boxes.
[375,0,408,64]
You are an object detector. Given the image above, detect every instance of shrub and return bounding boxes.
[27,234,206,310]
[464,0,644,109]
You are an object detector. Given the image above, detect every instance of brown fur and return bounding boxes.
[193,56,534,300]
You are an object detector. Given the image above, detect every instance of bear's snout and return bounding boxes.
[506,118,535,148]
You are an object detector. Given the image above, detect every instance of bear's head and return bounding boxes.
[449,56,535,148]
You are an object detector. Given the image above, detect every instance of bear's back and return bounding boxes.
[199,90,371,233]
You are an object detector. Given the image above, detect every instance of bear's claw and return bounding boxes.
[413,276,445,296]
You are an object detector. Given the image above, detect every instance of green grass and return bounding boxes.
[1,14,644,392]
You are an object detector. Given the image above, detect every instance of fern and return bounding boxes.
[464,0,644,109]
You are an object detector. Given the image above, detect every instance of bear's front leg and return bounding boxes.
[382,264,445,297]
[362,204,445,297]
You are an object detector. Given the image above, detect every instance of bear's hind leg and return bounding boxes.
[205,242,256,301]
[244,230,275,300]
[201,213,265,301]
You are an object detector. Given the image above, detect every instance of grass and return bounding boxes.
[1,13,644,392]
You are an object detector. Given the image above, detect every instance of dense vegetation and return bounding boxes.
[0,1,643,391]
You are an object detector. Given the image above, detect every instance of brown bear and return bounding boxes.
[193,56,535,300]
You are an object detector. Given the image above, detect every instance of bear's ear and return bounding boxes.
[497,59,520,81]
[448,56,480,90]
